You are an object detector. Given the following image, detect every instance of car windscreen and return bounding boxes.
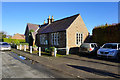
[80,44,89,48]
[94,44,97,48]
[2,43,9,45]
[102,44,117,49]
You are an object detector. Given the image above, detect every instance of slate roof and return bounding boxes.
[38,14,80,34]
[27,23,40,32]
[25,23,40,39]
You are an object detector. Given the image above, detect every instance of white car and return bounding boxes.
[97,43,120,59]
[0,42,11,51]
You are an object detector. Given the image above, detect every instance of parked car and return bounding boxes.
[97,43,120,59]
[79,43,99,55]
[0,42,11,51]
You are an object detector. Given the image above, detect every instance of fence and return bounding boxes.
[16,45,69,57]
[57,48,69,55]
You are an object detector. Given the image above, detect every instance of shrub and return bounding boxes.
[3,38,25,44]
[49,47,55,52]
[14,40,20,45]
[17,43,29,46]
[33,45,38,48]
[45,48,50,53]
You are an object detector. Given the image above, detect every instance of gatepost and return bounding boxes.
[66,48,69,55]
[39,47,41,56]
[20,44,22,50]
[24,45,26,51]
[30,46,32,53]
[17,45,18,49]
[54,48,57,57]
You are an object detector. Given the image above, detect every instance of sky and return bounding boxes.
[2,2,118,36]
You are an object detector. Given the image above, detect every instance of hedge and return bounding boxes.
[92,23,120,46]
[0,39,2,42]
[17,43,29,46]
[3,38,25,44]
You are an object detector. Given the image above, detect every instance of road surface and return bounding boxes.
[2,51,73,78]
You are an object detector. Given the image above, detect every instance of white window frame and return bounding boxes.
[51,32,59,46]
[76,32,83,45]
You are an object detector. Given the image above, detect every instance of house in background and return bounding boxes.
[36,14,89,51]
[11,33,25,40]
[24,23,40,46]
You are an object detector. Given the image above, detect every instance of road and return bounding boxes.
[1,50,120,79]
[2,51,73,79]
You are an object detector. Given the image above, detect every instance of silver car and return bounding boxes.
[97,43,120,59]
[79,43,99,55]
[0,42,11,51]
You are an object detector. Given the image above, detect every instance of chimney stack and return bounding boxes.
[43,20,46,24]
[47,16,51,24]
[50,16,54,23]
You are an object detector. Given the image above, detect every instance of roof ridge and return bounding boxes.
[51,14,80,24]
[27,23,40,26]
[38,14,80,34]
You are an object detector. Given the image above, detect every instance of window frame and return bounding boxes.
[76,32,83,45]
[51,32,59,46]
[40,34,48,45]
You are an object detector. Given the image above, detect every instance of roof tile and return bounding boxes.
[38,14,80,34]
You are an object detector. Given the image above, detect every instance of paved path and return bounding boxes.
[11,49,120,79]
[2,51,73,78]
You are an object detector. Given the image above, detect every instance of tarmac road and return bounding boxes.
[2,50,120,80]
[2,51,74,79]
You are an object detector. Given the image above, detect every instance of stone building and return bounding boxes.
[24,23,40,46]
[36,14,89,50]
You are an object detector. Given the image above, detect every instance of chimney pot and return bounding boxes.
[44,20,46,24]
[51,16,54,23]
[49,16,50,19]
[48,16,51,24]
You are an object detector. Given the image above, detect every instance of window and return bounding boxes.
[51,32,59,45]
[94,44,97,48]
[51,33,54,45]
[91,44,95,48]
[40,34,48,45]
[81,34,83,44]
[80,43,89,48]
[118,44,120,49]
[2,43,9,45]
[102,44,117,49]
[76,33,83,45]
